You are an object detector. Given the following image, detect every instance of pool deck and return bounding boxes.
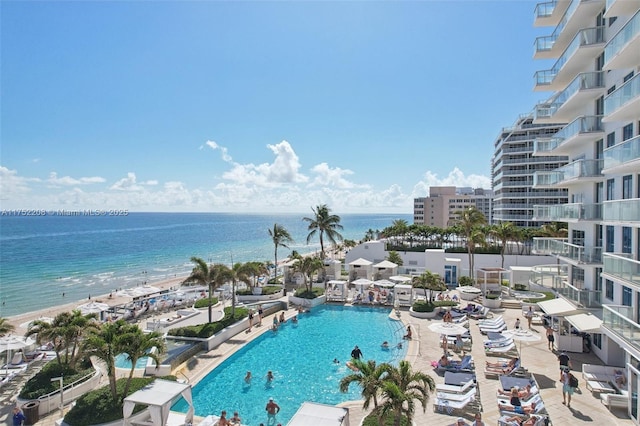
[13,297,637,426]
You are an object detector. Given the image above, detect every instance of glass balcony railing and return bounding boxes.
[604,73,640,116]
[603,135,640,171]
[603,305,640,350]
[603,253,640,287]
[529,264,601,308]
[605,10,640,64]
[532,203,602,221]
[534,102,561,120]
[532,238,602,263]
[535,1,557,20]
[538,115,603,152]
[533,171,563,186]
[555,71,605,107]
[535,27,605,87]
[603,198,640,222]
[533,138,561,154]
[557,280,601,308]
[557,158,603,180]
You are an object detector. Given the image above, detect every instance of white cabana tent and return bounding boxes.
[288,402,349,426]
[373,260,398,280]
[348,258,373,281]
[123,379,193,426]
[394,284,413,307]
[327,280,348,302]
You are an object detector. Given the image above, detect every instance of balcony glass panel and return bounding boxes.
[605,11,640,63]
[543,116,603,152]
[535,69,557,86]
[533,138,561,154]
[533,203,602,221]
[603,305,640,349]
[604,135,640,170]
[556,280,602,308]
[533,171,563,186]
[603,199,640,222]
[604,73,640,116]
[603,253,640,287]
[535,35,557,56]
[554,71,605,108]
[533,238,602,263]
[554,0,581,38]
[557,159,603,180]
[533,238,567,255]
[535,1,557,19]
[530,265,601,307]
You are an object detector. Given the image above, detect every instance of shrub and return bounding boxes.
[523,291,555,303]
[20,360,94,400]
[362,411,411,426]
[514,283,528,291]
[458,276,474,287]
[412,300,436,312]
[293,288,324,299]
[484,294,500,300]
[433,300,458,308]
[193,297,219,309]
[64,376,176,425]
[168,306,249,338]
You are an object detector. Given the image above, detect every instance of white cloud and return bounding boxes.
[110,172,145,191]
[205,140,233,162]
[411,167,492,197]
[48,172,106,186]
[309,163,369,189]
[0,166,39,198]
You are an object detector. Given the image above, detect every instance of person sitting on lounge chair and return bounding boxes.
[498,401,538,415]
[498,384,533,400]
[486,358,518,373]
[501,415,540,426]
[438,355,450,368]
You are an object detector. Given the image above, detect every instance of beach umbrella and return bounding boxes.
[77,301,110,316]
[389,275,412,284]
[351,278,374,286]
[501,328,542,365]
[374,279,396,288]
[428,322,468,336]
[0,335,35,366]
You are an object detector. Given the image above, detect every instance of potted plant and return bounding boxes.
[482,293,502,308]
[409,300,440,319]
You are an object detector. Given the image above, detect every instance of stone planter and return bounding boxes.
[409,307,441,319]
[457,286,482,301]
[483,297,502,309]
[288,295,326,308]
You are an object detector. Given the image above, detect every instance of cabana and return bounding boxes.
[394,284,413,307]
[327,280,348,302]
[537,298,584,352]
[373,260,398,280]
[123,379,193,426]
[348,258,373,281]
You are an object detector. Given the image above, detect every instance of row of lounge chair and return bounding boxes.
[478,315,507,334]
[433,371,482,415]
[496,375,549,425]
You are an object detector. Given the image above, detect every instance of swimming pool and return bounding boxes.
[172,305,407,425]
[115,339,195,369]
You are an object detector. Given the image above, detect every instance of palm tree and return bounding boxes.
[387,251,403,267]
[228,262,252,317]
[303,204,344,260]
[378,361,435,426]
[412,271,446,302]
[291,254,323,292]
[83,320,134,401]
[268,223,294,283]
[490,222,517,268]
[454,207,488,281]
[339,359,388,410]
[0,318,15,336]
[187,257,229,323]
[119,328,165,399]
[540,222,569,238]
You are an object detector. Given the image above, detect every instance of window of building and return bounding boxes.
[623,175,633,199]
[606,279,614,300]
[606,132,616,148]
[606,226,615,252]
[607,85,616,95]
[596,225,603,248]
[607,178,615,200]
[624,71,635,83]
[623,286,633,307]
[595,139,604,159]
[623,123,634,141]
[571,266,585,288]
[608,16,617,26]
[623,227,632,254]
[593,333,602,349]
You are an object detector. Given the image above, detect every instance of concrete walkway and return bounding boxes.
[7,298,636,426]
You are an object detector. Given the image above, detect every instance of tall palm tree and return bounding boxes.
[490,222,517,268]
[454,207,488,281]
[0,318,15,336]
[339,359,388,410]
[387,251,403,267]
[268,223,294,283]
[378,361,435,426]
[303,204,344,260]
[228,262,252,317]
[412,271,446,302]
[187,257,229,323]
[292,255,323,292]
[119,328,165,399]
[83,320,134,401]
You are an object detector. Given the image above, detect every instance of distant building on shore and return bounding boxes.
[413,186,493,227]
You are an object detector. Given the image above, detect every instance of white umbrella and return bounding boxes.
[351,278,374,286]
[77,301,110,315]
[0,335,35,366]
[428,322,468,336]
[374,279,396,288]
[501,328,542,365]
[389,275,412,284]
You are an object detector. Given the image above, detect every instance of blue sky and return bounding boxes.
[1,0,553,214]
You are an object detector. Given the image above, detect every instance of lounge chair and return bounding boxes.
[498,394,545,416]
[485,342,518,357]
[484,337,514,348]
[478,315,503,325]
[2,352,28,369]
[485,359,523,379]
[435,355,474,373]
[433,386,478,415]
[480,321,507,334]
[468,306,492,320]
[498,414,548,426]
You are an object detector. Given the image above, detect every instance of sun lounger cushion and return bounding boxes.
[434,387,477,414]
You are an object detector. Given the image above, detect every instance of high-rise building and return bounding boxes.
[529,0,640,421]
[491,114,569,227]
[413,186,493,226]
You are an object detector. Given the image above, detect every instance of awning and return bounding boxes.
[288,402,348,426]
[445,257,462,263]
[537,298,581,316]
[565,313,603,332]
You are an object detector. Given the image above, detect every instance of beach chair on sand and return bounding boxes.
[435,355,475,373]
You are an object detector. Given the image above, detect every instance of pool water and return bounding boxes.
[172,305,407,425]
[115,339,194,369]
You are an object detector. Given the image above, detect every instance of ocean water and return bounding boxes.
[0,212,409,317]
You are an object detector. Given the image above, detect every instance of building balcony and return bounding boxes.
[532,116,603,155]
[529,264,602,308]
[605,0,639,18]
[537,72,605,121]
[603,135,640,174]
[604,10,640,71]
[533,159,603,187]
[534,35,558,59]
[533,238,602,264]
[603,253,640,288]
[602,198,640,224]
[532,202,602,221]
[535,0,571,27]
[604,73,640,123]
[549,0,606,56]
[534,28,605,91]
[602,305,640,352]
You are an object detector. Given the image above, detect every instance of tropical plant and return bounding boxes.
[377,361,435,426]
[291,254,324,292]
[243,261,268,290]
[228,262,253,317]
[303,204,344,259]
[490,222,517,268]
[458,276,474,286]
[387,251,403,266]
[0,317,15,336]
[268,223,294,282]
[411,271,446,301]
[119,328,165,398]
[187,257,230,323]
[539,221,569,238]
[339,359,388,409]
[453,207,487,280]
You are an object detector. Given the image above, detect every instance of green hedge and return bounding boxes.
[20,360,94,400]
[236,285,282,296]
[362,412,411,426]
[445,246,502,254]
[193,297,219,309]
[64,376,176,425]
[293,288,325,299]
[167,306,249,338]
[412,301,436,312]
[522,291,555,303]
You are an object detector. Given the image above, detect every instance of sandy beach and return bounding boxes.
[5,275,188,334]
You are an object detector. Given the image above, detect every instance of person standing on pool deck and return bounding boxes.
[546,326,555,350]
[266,397,280,421]
[351,345,363,360]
